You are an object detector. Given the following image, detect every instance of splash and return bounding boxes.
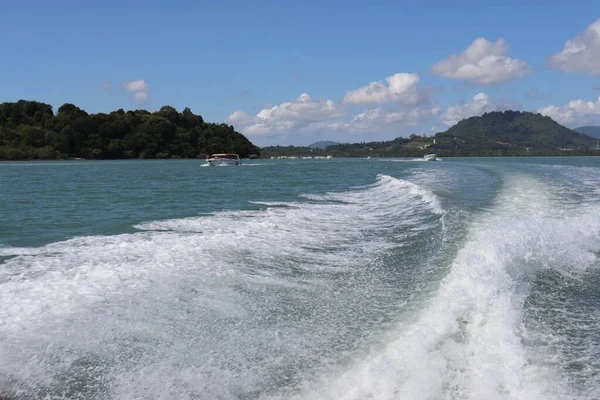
[282,173,600,400]
[0,174,446,399]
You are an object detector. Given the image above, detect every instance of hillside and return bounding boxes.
[262,111,600,158]
[433,111,597,152]
[308,140,339,149]
[575,126,600,139]
[263,136,435,158]
[0,100,260,160]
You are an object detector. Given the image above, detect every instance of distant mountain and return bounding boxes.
[308,140,339,149]
[574,126,600,139]
[433,110,597,151]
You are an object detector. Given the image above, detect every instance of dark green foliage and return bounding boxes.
[262,145,320,157]
[308,140,340,149]
[433,111,597,152]
[263,111,599,158]
[0,100,260,160]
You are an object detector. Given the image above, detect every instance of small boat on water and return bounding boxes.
[423,153,438,161]
[205,153,242,166]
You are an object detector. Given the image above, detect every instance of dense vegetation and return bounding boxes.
[307,140,340,149]
[265,135,437,158]
[264,111,600,158]
[0,100,260,160]
[2,103,597,160]
[434,110,597,152]
[575,126,600,139]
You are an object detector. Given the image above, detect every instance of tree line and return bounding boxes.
[263,110,600,158]
[0,100,261,160]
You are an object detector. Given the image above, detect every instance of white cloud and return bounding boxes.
[351,108,385,122]
[258,93,344,122]
[227,94,441,141]
[549,19,600,75]
[343,73,423,105]
[225,93,345,135]
[538,95,600,125]
[441,93,521,126]
[133,91,149,101]
[431,38,529,84]
[226,73,444,142]
[320,105,440,134]
[122,79,148,92]
[441,93,493,127]
[226,110,255,125]
[121,79,149,101]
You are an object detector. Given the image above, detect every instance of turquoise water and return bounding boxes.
[1,157,599,399]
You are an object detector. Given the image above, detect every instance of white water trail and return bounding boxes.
[284,172,600,400]
[0,174,446,399]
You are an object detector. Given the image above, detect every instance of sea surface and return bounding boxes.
[0,157,599,399]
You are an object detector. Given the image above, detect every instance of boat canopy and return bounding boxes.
[210,153,240,157]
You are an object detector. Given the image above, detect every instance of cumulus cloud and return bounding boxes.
[133,91,148,101]
[225,93,346,135]
[121,79,149,101]
[549,19,600,75]
[227,92,441,140]
[538,96,600,125]
[317,105,440,134]
[227,72,443,141]
[442,93,492,126]
[431,38,530,84]
[441,93,519,126]
[343,73,424,105]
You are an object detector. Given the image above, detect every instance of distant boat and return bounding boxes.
[423,153,438,161]
[205,153,242,166]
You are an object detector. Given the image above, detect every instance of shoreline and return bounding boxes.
[1,153,600,162]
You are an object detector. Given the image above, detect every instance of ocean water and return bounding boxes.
[0,157,599,399]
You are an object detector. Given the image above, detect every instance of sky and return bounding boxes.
[1,0,600,146]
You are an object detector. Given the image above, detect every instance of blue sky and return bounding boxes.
[1,1,600,146]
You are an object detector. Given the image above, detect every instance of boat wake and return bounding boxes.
[274,173,600,400]
[0,174,448,399]
[2,168,598,399]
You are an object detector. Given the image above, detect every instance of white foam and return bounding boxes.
[299,174,444,214]
[249,201,298,207]
[0,175,443,335]
[282,173,600,400]
[0,173,449,399]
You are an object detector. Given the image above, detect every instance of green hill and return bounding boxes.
[262,111,600,158]
[308,140,339,149]
[432,111,597,152]
[0,100,260,160]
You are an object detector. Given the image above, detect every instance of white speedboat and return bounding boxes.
[423,153,438,161]
[205,153,242,166]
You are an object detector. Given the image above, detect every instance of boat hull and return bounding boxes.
[206,159,241,166]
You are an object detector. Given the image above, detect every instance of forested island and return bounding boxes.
[2,103,599,160]
[263,111,600,158]
[0,100,260,160]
